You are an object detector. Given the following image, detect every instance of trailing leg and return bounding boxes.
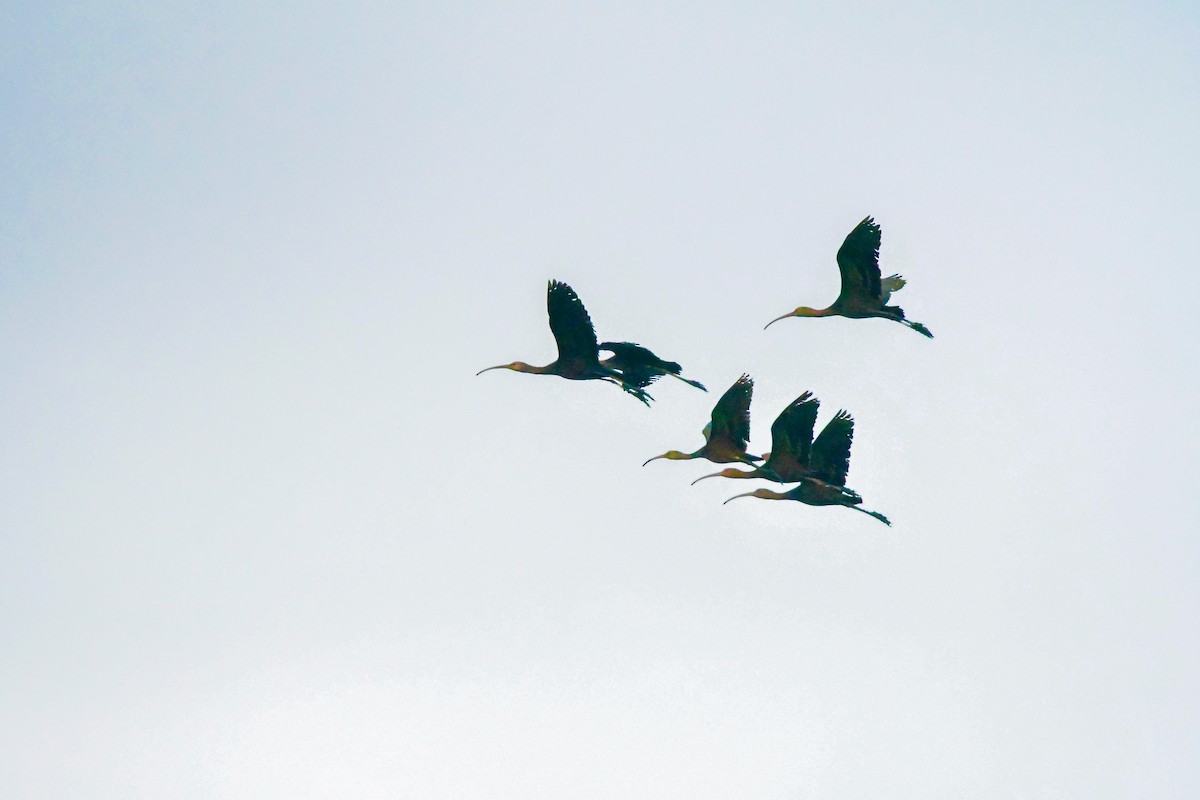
[902,319,933,338]
[846,504,891,526]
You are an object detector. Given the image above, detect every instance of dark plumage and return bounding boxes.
[477,280,654,405]
[724,478,891,526]
[765,216,933,338]
[692,393,853,485]
[600,341,706,391]
[809,409,854,487]
[643,374,762,466]
[547,279,601,372]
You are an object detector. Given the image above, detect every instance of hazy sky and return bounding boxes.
[3,1,1198,797]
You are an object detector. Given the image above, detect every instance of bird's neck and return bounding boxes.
[795,306,834,318]
[512,361,553,375]
[719,467,758,479]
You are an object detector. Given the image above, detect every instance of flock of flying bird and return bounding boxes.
[477,216,932,527]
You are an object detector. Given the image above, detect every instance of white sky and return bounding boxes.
[2,1,1198,797]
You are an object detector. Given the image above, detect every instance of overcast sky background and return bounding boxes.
[3,1,1198,797]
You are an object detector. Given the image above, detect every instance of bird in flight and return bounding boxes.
[764,216,933,338]
[723,478,891,526]
[599,342,706,392]
[707,391,890,525]
[477,280,654,405]
[691,392,852,486]
[643,374,763,466]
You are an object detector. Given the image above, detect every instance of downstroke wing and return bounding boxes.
[810,410,854,486]
[835,216,883,302]
[764,392,819,476]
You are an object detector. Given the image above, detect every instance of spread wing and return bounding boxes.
[707,374,754,451]
[763,392,819,475]
[835,216,883,302]
[547,280,600,365]
[810,410,853,486]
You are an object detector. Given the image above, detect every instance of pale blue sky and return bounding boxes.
[2,1,1199,797]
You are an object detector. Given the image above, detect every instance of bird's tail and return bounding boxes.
[880,274,906,304]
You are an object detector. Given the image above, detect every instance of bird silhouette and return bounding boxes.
[764,216,933,338]
[723,478,891,526]
[643,374,763,466]
[691,392,852,485]
[477,280,653,405]
[599,342,707,392]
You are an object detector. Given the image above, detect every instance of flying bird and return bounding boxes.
[691,393,852,485]
[477,280,653,405]
[724,478,892,526]
[643,374,763,466]
[764,216,933,338]
[599,341,706,392]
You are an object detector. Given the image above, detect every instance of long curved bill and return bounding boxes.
[763,311,794,330]
[475,364,510,376]
[690,471,721,486]
[723,491,757,505]
[642,453,668,467]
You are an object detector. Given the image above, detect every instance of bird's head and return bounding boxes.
[642,450,690,466]
[723,488,786,504]
[476,361,533,376]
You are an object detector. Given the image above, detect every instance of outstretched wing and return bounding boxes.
[547,280,599,365]
[708,374,754,452]
[764,392,819,474]
[835,216,883,302]
[810,410,853,486]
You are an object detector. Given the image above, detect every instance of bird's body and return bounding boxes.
[765,216,933,338]
[643,374,763,466]
[692,393,852,486]
[599,341,707,392]
[724,478,891,526]
[477,280,653,405]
